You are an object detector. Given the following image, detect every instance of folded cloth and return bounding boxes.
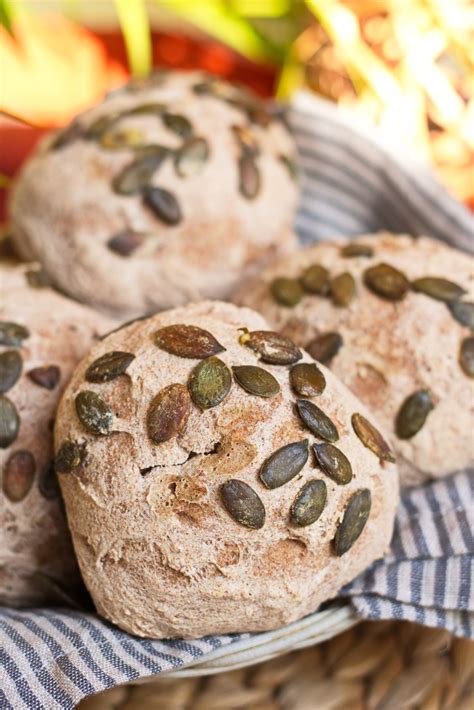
[1,92,473,710]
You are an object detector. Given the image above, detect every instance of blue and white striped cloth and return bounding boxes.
[1,92,473,710]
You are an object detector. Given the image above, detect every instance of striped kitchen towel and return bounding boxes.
[1,91,473,709]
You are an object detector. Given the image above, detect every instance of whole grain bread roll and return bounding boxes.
[234,233,474,487]
[54,300,398,639]
[0,265,113,607]
[9,71,298,319]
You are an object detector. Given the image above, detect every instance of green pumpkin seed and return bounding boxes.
[306,332,343,365]
[85,112,122,140]
[271,277,304,307]
[75,391,113,435]
[232,125,259,156]
[163,112,192,138]
[188,357,232,409]
[155,324,225,359]
[0,321,30,347]
[112,149,167,195]
[175,137,209,177]
[100,127,145,150]
[239,329,302,365]
[313,442,352,484]
[290,362,326,397]
[25,268,51,288]
[364,263,409,301]
[459,337,474,378]
[260,439,309,489]
[143,186,182,225]
[0,350,22,394]
[238,155,260,199]
[107,230,144,256]
[333,489,371,556]
[395,389,434,440]
[448,300,474,331]
[232,365,280,398]
[290,479,327,527]
[55,440,85,474]
[147,383,190,444]
[341,243,374,258]
[279,154,297,181]
[27,365,60,390]
[50,120,83,150]
[38,460,61,500]
[0,395,20,448]
[296,399,339,442]
[351,413,395,463]
[125,102,166,116]
[330,272,356,307]
[220,479,265,529]
[2,450,36,502]
[412,277,466,303]
[85,351,135,383]
[300,264,330,295]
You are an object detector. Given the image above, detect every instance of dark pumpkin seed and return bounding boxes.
[85,351,135,383]
[55,440,85,474]
[290,479,327,527]
[395,389,434,439]
[155,324,225,359]
[232,125,259,156]
[75,391,113,435]
[125,102,166,116]
[2,449,36,502]
[188,357,231,409]
[0,395,20,448]
[260,439,309,489]
[306,332,343,365]
[25,268,50,288]
[271,277,304,307]
[330,272,355,307]
[0,350,22,394]
[143,186,182,225]
[100,127,144,150]
[296,399,339,442]
[0,321,30,347]
[412,277,466,303]
[364,263,409,301]
[333,489,371,556]
[50,120,83,150]
[147,383,190,443]
[279,154,297,180]
[300,264,330,295]
[459,337,474,378]
[448,300,474,331]
[239,329,302,365]
[341,243,374,258]
[290,362,326,397]
[351,413,395,463]
[220,479,265,529]
[107,230,145,256]
[27,365,60,390]
[313,442,352,484]
[163,112,192,138]
[85,112,122,139]
[232,365,280,398]
[112,149,167,195]
[175,137,209,177]
[238,155,260,199]
[38,460,61,500]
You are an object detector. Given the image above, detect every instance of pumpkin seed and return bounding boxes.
[163,112,192,138]
[395,389,434,439]
[55,440,85,474]
[220,479,265,529]
[2,450,36,502]
[38,460,61,499]
[85,351,135,383]
[232,125,259,156]
[0,350,22,394]
[143,186,182,225]
[412,277,466,303]
[232,365,280,398]
[290,362,326,397]
[188,357,231,409]
[279,154,297,181]
[306,332,343,365]
[25,268,50,288]
[271,277,304,307]
[448,300,474,331]
[100,127,144,150]
[351,413,395,463]
[296,399,339,442]
[85,112,123,139]
[27,365,60,390]
[175,137,209,177]
[239,155,260,199]
[313,442,352,485]
[260,439,309,489]
[0,321,30,347]
[341,243,374,258]
[125,102,166,116]
[290,479,327,527]
[112,149,167,195]
[147,383,190,443]
[239,329,302,365]
[155,324,225,359]
[459,337,474,378]
[364,263,409,301]
[50,120,83,150]
[301,264,330,295]
[75,391,113,435]
[107,230,144,256]
[0,395,20,448]
[330,272,356,307]
[333,489,371,556]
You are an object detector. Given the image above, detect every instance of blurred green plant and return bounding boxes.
[0,0,14,36]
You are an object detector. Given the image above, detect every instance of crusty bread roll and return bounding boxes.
[9,71,298,319]
[234,233,474,487]
[54,301,398,638]
[0,265,113,606]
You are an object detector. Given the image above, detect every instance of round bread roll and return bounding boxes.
[54,300,398,638]
[0,265,113,607]
[234,233,474,487]
[9,71,298,318]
